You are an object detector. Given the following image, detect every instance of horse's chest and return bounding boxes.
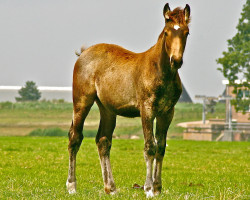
[154,83,182,113]
[156,97,172,113]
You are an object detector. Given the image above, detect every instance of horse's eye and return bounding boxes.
[184,32,189,37]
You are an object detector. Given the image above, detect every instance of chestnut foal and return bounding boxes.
[66,3,191,197]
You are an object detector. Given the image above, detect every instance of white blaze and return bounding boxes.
[174,25,180,30]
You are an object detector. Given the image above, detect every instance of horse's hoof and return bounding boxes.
[104,187,116,195]
[153,185,161,196]
[66,180,76,194]
[145,189,154,198]
[154,190,161,196]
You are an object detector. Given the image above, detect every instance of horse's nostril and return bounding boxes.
[171,57,183,68]
[178,59,183,66]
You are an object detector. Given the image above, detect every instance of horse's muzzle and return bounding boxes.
[170,57,183,69]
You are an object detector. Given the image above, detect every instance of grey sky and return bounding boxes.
[0,0,246,101]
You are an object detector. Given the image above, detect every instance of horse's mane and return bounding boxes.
[168,7,190,25]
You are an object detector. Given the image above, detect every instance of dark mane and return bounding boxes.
[158,30,165,40]
[169,7,190,25]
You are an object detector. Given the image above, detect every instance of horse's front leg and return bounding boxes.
[141,106,156,198]
[153,108,174,195]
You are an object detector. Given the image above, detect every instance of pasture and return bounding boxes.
[0,101,248,199]
[0,137,249,199]
[0,101,225,138]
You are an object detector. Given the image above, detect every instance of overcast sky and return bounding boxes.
[0,0,246,101]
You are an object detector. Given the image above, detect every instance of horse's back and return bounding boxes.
[81,43,139,63]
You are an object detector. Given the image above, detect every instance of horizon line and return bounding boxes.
[0,86,72,91]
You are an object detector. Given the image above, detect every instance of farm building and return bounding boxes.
[181,80,249,142]
[178,84,192,103]
[223,81,249,123]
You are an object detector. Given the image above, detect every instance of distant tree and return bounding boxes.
[217,0,250,113]
[16,81,41,102]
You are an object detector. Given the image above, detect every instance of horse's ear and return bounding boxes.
[184,4,191,24]
[163,3,171,20]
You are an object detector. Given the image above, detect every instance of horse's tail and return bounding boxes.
[75,45,86,57]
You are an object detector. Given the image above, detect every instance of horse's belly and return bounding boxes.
[111,104,140,117]
[96,78,140,117]
[98,96,140,117]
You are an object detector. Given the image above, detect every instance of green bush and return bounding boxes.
[6,101,73,110]
[29,128,67,137]
[0,101,13,109]
[83,130,96,137]
[16,81,41,102]
[29,128,97,137]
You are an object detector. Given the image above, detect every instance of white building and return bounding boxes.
[0,86,72,102]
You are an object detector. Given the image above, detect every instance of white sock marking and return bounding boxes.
[146,189,154,198]
[66,180,76,194]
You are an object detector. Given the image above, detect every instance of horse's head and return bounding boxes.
[163,3,191,69]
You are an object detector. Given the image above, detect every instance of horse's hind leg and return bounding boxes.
[66,96,94,194]
[95,101,117,194]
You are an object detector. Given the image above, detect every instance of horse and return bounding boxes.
[66,3,191,197]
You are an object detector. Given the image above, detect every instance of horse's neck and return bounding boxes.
[147,34,178,81]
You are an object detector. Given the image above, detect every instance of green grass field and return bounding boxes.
[1,102,248,199]
[0,102,226,139]
[0,137,249,199]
